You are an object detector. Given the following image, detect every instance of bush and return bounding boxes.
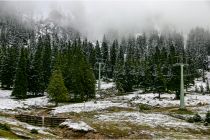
[204,122,208,126]
[187,113,202,123]
[116,81,124,94]
[30,129,38,134]
[187,117,194,123]
[193,113,202,122]
[205,111,210,123]
[139,104,152,111]
[0,123,10,131]
[195,85,199,92]
[200,85,204,93]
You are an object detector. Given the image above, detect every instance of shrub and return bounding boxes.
[195,85,199,92]
[204,122,208,126]
[30,129,38,134]
[139,104,152,111]
[116,81,124,94]
[193,113,202,122]
[205,111,210,123]
[187,117,194,123]
[0,123,10,131]
[187,113,202,123]
[200,85,204,93]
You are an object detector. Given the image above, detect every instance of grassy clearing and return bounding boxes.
[102,106,136,113]
[88,121,153,139]
[0,129,21,139]
[86,119,210,139]
[169,108,194,115]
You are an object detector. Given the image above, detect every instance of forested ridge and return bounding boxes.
[1,15,210,103]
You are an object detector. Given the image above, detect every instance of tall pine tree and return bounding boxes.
[12,47,28,99]
[42,34,52,88]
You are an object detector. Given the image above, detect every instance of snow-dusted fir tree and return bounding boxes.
[42,34,52,89]
[89,42,96,69]
[61,39,96,102]
[95,40,102,61]
[29,37,45,96]
[110,40,117,78]
[12,47,28,99]
[47,64,69,106]
[101,35,109,78]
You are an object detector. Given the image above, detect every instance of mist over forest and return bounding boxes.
[1,0,210,40]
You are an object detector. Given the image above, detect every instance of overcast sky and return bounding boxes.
[1,0,210,40]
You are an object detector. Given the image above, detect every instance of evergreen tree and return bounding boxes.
[29,37,45,96]
[110,40,117,78]
[42,34,52,88]
[116,61,135,92]
[47,65,69,106]
[101,35,109,78]
[117,45,124,64]
[1,46,19,89]
[136,33,147,59]
[12,47,27,99]
[89,42,96,69]
[0,44,6,83]
[62,40,96,102]
[148,31,159,55]
[51,35,59,72]
[95,40,102,60]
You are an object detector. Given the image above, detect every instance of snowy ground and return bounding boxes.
[118,92,210,108]
[60,119,95,132]
[96,81,115,90]
[51,100,127,114]
[51,91,210,115]
[94,111,207,131]
[188,71,210,92]
[0,78,210,138]
[0,90,52,113]
[1,78,209,114]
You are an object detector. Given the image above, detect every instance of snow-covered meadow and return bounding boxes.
[51,100,127,114]
[1,78,209,115]
[94,111,207,130]
[0,90,52,113]
[0,77,210,139]
[119,92,210,107]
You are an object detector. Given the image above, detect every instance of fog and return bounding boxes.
[1,0,210,40]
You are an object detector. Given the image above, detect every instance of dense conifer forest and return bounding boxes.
[1,15,210,103]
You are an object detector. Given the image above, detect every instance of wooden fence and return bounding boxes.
[15,114,67,127]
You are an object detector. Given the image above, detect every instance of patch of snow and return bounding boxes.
[188,71,210,92]
[60,119,95,132]
[0,89,51,112]
[22,96,50,107]
[191,105,210,115]
[119,92,210,108]
[51,101,127,114]
[0,90,12,98]
[95,111,206,130]
[96,81,115,90]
